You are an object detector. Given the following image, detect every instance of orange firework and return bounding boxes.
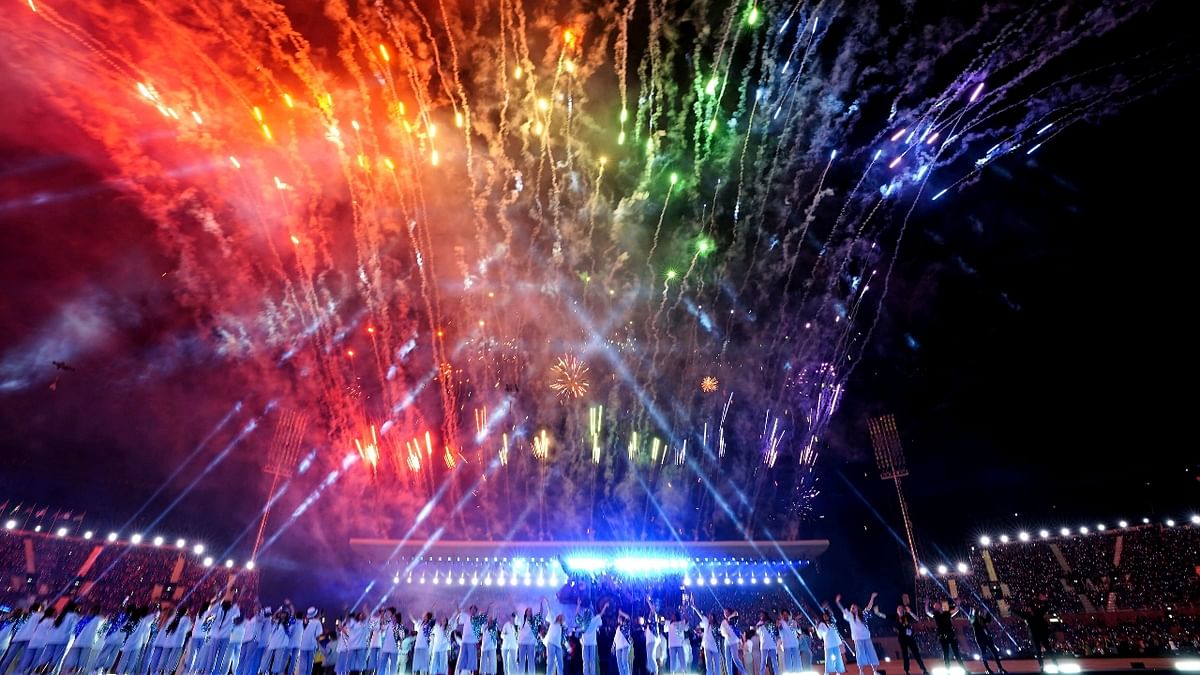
[549,354,589,400]
[700,376,719,393]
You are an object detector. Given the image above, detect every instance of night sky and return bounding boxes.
[1,0,1198,603]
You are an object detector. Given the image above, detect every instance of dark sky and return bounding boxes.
[1,0,1198,604]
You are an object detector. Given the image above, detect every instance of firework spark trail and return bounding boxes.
[1,0,1184,547]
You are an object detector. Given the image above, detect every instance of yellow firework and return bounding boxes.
[549,354,590,399]
[700,376,719,393]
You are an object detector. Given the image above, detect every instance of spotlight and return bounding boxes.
[999,535,1009,544]
[1097,524,1106,531]
[131,533,144,544]
[1059,528,1070,537]
[107,532,119,542]
[1079,526,1089,535]
[34,526,42,532]
[1018,532,1030,542]
[393,576,401,584]
[918,566,929,576]
[1119,520,1129,528]
[956,562,968,574]
[937,564,948,575]
[83,531,94,540]
[176,538,187,548]
[153,536,165,546]
[56,527,68,537]
[193,544,205,555]
[1175,660,1200,671]
[224,559,234,568]
[246,561,256,571]
[3,520,15,530]
[1166,519,1176,527]
[203,557,214,567]
[1039,530,1050,539]
[764,577,772,585]
[979,536,991,547]
[1143,517,1151,524]
[696,578,705,586]
[1059,664,1081,673]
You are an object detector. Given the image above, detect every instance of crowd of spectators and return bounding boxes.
[1,528,254,612]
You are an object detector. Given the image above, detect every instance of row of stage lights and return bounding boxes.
[3,520,255,572]
[918,562,971,577]
[979,514,1200,547]
[391,555,799,587]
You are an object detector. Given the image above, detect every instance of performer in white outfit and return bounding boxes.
[498,617,516,675]
[161,608,194,675]
[63,606,105,674]
[577,601,606,675]
[542,611,564,675]
[720,610,746,675]
[0,605,43,675]
[207,597,243,675]
[265,609,296,675]
[295,608,323,675]
[379,609,402,675]
[411,614,433,675]
[836,594,881,675]
[36,604,80,673]
[778,611,800,675]
[754,612,779,675]
[691,609,719,675]
[611,611,632,675]
[428,619,449,675]
[477,619,497,675]
[514,607,542,675]
[814,611,844,675]
[453,607,484,675]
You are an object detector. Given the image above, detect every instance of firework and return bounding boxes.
[549,355,590,400]
[700,376,719,393]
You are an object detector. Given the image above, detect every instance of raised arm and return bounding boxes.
[924,601,934,619]
[865,592,878,613]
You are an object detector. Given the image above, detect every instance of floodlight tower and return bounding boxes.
[868,414,920,575]
[251,409,309,561]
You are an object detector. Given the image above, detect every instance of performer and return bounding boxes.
[478,618,497,675]
[691,609,720,675]
[265,608,296,675]
[18,607,56,675]
[346,611,371,675]
[664,611,686,675]
[797,625,814,672]
[296,609,324,675]
[577,601,606,675]
[1014,593,1056,673]
[187,602,214,674]
[515,606,542,675]
[235,607,266,675]
[380,609,401,675]
[814,610,844,675]
[642,612,660,675]
[454,606,485,675]
[924,601,964,671]
[122,606,157,675]
[207,595,242,675]
[0,605,42,675]
[754,612,779,675]
[412,613,433,675]
[93,607,131,675]
[37,603,80,673]
[429,617,450,675]
[836,594,881,675]
[892,603,928,675]
[63,605,105,675]
[719,609,746,675]
[612,611,632,675]
[777,611,799,675]
[543,611,565,675]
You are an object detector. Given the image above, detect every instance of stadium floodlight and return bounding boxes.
[176,538,186,548]
[979,536,991,547]
[203,557,214,567]
[1166,519,1176,527]
[83,531,94,540]
[1119,520,1129,528]
[956,562,969,574]
[131,533,143,544]
[918,566,929,576]
[1059,528,1070,537]
[4,520,15,530]
[393,576,400,584]
[107,532,119,542]
[1143,517,1151,524]
[999,535,1009,544]
[937,564,949,575]
[153,536,164,546]
[1192,515,1200,525]
[1097,524,1106,531]
[246,561,256,571]
[1039,529,1050,539]
[193,544,205,555]
[564,556,608,573]
[224,559,234,568]
[56,527,68,537]
[1176,660,1200,672]
[1018,532,1030,542]
[1079,526,1089,535]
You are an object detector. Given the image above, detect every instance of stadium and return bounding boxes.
[2,0,1199,674]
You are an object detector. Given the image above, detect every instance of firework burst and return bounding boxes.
[549,355,590,400]
[700,376,719,393]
